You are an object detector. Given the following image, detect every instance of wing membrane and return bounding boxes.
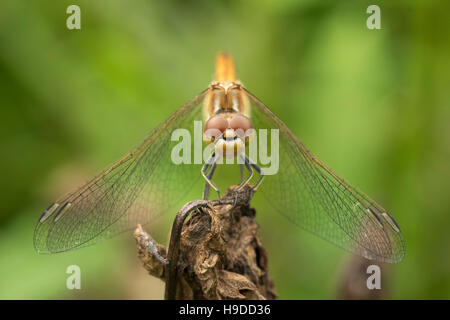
[34,90,207,253]
[245,88,405,263]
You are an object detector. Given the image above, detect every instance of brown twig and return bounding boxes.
[165,200,213,299]
[134,184,276,300]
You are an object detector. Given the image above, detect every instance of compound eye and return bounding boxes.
[230,114,253,137]
[204,115,228,139]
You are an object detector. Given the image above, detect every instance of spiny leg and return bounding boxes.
[201,153,221,200]
[249,161,265,192]
[236,155,253,192]
[202,160,217,200]
[238,155,265,205]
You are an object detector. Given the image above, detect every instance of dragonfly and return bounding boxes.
[34,53,405,263]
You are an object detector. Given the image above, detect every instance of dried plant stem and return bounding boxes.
[134,185,276,300]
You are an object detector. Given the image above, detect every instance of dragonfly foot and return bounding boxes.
[215,190,223,203]
[232,191,239,207]
[245,188,256,206]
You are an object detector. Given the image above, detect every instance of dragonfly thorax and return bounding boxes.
[203,82,250,118]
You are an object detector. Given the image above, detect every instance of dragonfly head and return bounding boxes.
[203,113,255,158]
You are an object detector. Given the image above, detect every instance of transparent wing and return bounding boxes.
[34,90,207,253]
[245,88,405,263]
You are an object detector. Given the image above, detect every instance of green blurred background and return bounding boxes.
[0,0,449,299]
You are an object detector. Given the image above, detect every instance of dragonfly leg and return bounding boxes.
[249,161,265,192]
[236,155,253,191]
[237,155,265,205]
[201,153,221,200]
[240,164,245,183]
[202,161,217,200]
[246,162,265,204]
[230,155,253,206]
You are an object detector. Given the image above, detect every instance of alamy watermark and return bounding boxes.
[366,264,381,290]
[366,5,381,30]
[66,265,81,290]
[66,5,81,30]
